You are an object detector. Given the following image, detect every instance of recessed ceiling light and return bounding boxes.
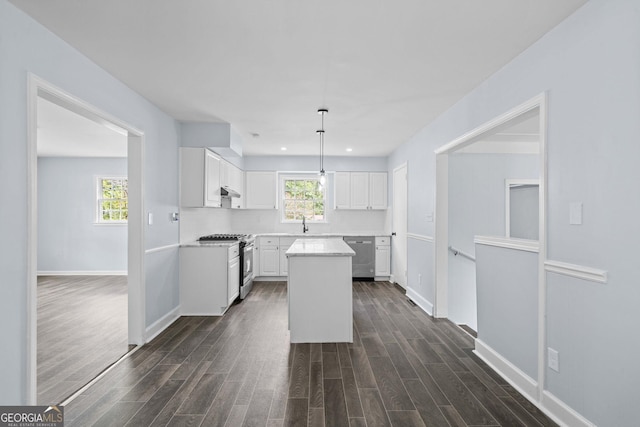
[346,148,353,152]
[281,147,287,151]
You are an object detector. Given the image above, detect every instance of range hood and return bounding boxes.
[221,186,241,198]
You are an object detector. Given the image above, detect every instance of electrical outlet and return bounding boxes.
[418,273,422,284]
[548,347,559,372]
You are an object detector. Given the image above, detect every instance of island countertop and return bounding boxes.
[286,238,355,257]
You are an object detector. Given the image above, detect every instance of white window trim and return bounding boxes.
[96,176,128,225]
[279,173,327,224]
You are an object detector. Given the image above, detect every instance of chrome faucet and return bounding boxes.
[302,216,309,233]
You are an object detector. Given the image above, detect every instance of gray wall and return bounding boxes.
[448,153,538,330]
[0,0,180,403]
[38,157,127,273]
[387,1,640,425]
[475,243,538,380]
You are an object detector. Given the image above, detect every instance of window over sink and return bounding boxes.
[280,174,326,223]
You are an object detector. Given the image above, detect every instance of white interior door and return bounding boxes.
[392,164,407,288]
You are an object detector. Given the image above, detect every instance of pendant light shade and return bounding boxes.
[317,108,328,188]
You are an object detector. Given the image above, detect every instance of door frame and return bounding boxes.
[433,92,547,397]
[391,163,408,288]
[26,74,146,403]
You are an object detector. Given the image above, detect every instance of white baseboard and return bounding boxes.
[37,270,128,276]
[145,306,180,343]
[474,339,538,401]
[253,276,286,282]
[542,391,596,427]
[405,287,433,315]
[474,340,596,427]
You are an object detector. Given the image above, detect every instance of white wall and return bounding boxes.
[38,157,128,273]
[448,153,538,330]
[387,1,640,425]
[0,0,180,403]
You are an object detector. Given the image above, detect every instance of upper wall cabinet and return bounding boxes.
[334,171,387,210]
[220,160,244,209]
[245,171,277,209]
[180,148,222,207]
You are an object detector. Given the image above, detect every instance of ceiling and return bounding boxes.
[37,96,127,157]
[13,0,586,157]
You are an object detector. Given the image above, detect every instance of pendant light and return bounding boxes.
[317,108,328,187]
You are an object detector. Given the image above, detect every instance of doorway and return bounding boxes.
[27,75,145,404]
[433,92,547,390]
[392,164,408,288]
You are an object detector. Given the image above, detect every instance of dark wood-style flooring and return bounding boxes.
[38,275,130,405]
[64,281,556,426]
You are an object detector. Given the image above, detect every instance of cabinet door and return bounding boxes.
[219,160,230,189]
[246,171,277,209]
[204,150,222,207]
[334,172,351,209]
[227,256,240,305]
[375,245,391,276]
[279,237,297,276]
[350,172,370,210]
[230,165,244,209]
[260,245,279,276]
[369,172,388,209]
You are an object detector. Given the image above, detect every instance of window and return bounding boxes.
[97,177,128,223]
[281,175,326,222]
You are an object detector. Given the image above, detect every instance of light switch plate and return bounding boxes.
[148,213,154,225]
[548,347,559,372]
[569,202,582,225]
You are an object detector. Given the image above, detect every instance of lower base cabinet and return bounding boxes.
[180,244,239,315]
[375,236,391,277]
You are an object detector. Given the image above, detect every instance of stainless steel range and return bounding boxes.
[198,233,255,300]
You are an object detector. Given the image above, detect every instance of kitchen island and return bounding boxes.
[286,238,355,343]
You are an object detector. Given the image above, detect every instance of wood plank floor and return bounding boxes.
[38,275,130,405]
[64,281,557,427]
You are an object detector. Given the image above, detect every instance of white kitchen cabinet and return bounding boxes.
[180,148,222,207]
[257,236,307,277]
[375,236,391,277]
[334,172,351,209]
[180,243,239,315]
[227,255,240,305]
[259,237,279,276]
[220,160,244,209]
[245,171,277,209]
[278,237,298,276]
[350,172,370,210]
[369,172,388,209]
[335,171,388,210]
[229,164,244,209]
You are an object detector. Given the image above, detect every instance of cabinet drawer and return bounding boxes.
[228,244,240,258]
[375,236,390,246]
[259,237,278,246]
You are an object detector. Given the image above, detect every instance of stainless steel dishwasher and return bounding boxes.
[343,236,375,279]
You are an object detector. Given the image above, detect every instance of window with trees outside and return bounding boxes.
[281,175,326,222]
[97,177,128,223]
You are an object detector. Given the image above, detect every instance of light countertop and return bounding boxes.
[180,241,239,248]
[286,238,355,257]
[259,232,390,238]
